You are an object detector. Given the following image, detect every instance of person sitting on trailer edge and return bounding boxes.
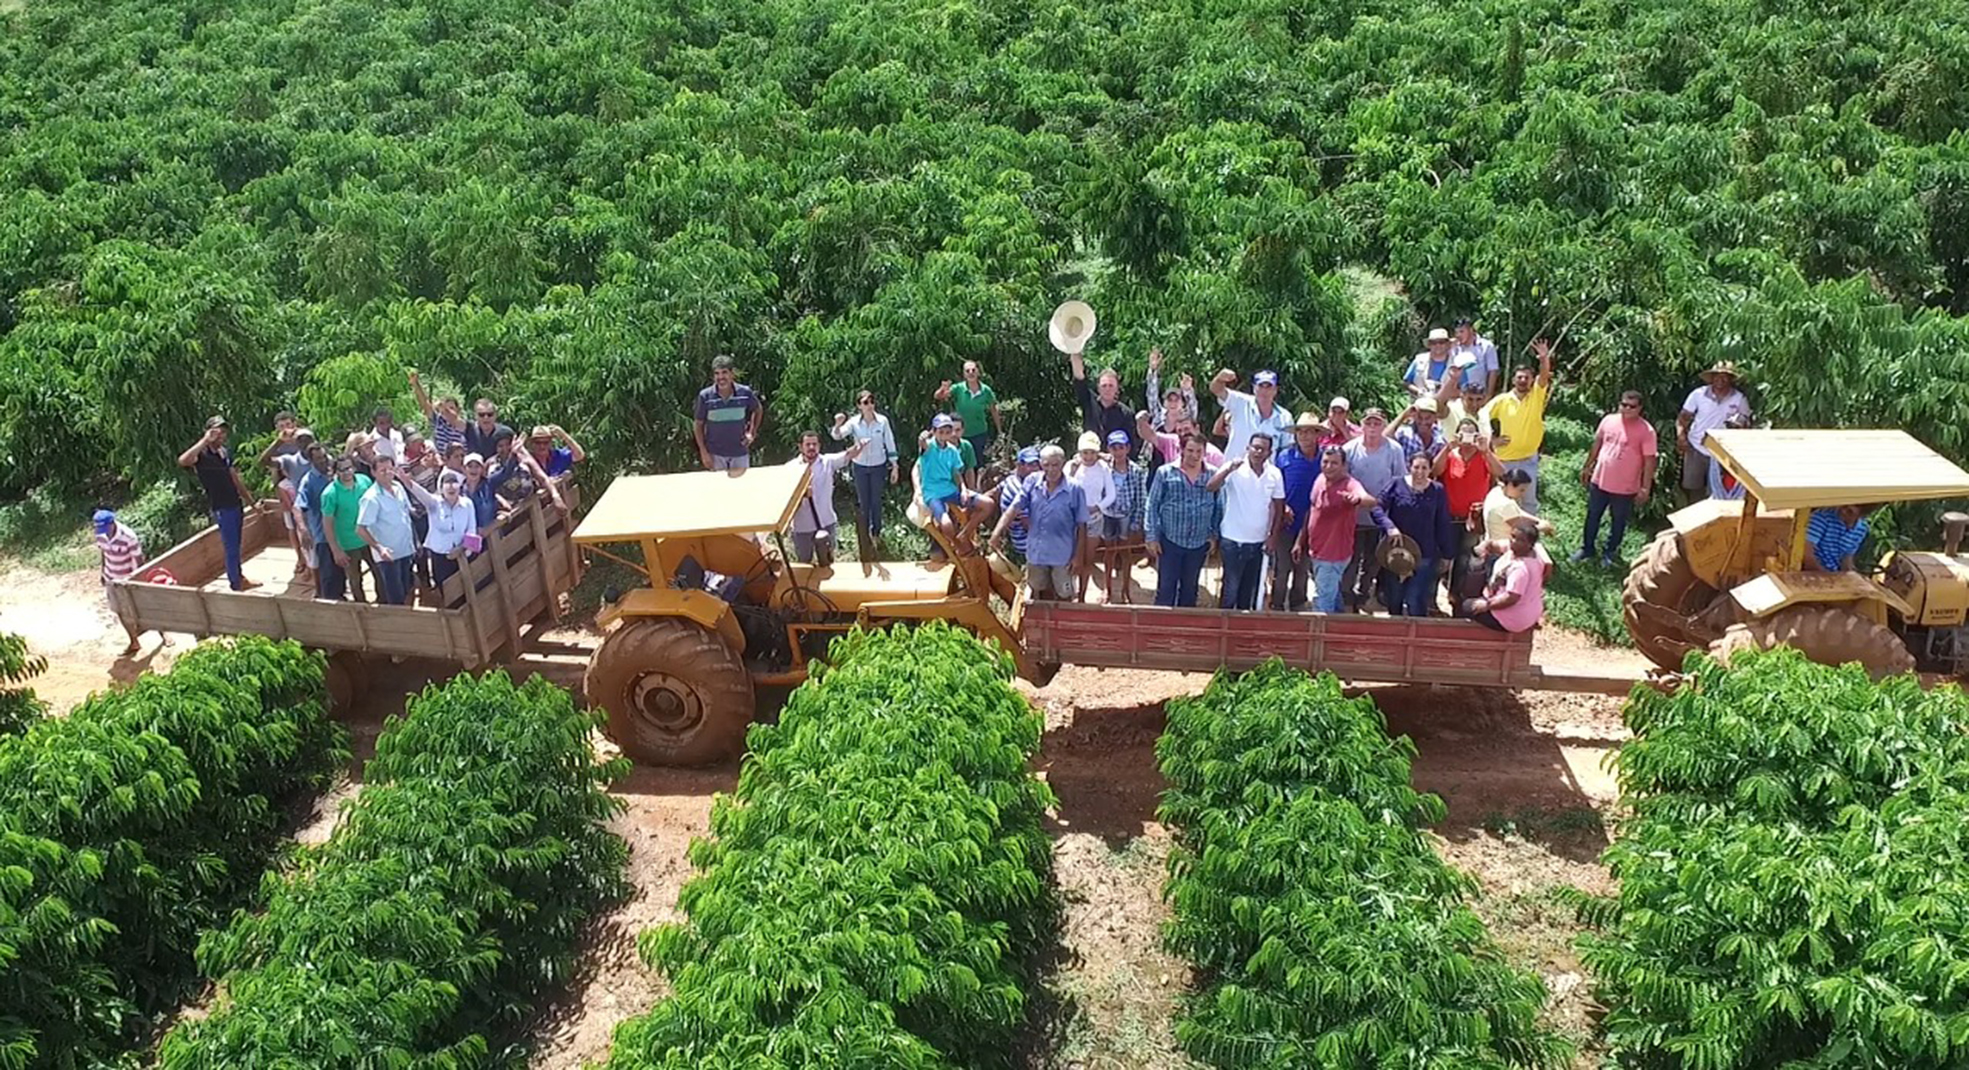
[915,413,995,557]
[1464,518,1549,633]
[1803,503,1880,573]
[990,444,1086,601]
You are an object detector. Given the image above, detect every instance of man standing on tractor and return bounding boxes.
[1803,503,1881,573]
[1677,361,1751,504]
[1481,337,1555,515]
[934,361,1003,460]
[694,354,764,471]
[785,431,863,565]
[990,445,1086,602]
[915,414,995,557]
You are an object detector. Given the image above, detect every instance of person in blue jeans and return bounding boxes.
[177,415,261,591]
[1377,453,1457,616]
[1145,432,1222,607]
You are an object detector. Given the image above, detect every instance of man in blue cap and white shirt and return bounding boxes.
[93,509,155,655]
[1209,367,1294,458]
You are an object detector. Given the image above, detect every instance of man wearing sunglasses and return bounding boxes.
[1575,390,1657,566]
[463,397,514,459]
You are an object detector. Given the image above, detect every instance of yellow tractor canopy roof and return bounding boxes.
[1707,429,1969,512]
[574,464,812,543]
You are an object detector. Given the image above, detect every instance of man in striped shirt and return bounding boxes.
[93,509,153,656]
[1804,504,1880,573]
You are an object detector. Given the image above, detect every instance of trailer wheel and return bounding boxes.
[1709,606,1915,679]
[1622,531,1716,670]
[585,618,755,766]
[324,657,357,713]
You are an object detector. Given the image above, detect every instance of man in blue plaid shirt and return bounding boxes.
[1094,430,1148,602]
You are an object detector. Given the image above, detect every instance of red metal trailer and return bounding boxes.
[1019,600,1638,694]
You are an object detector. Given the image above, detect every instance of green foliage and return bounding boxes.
[160,671,628,1069]
[601,622,1056,1068]
[1582,649,1969,1067]
[1156,661,1567,1068]
[294,351,419,442]
[0,636,347,1069]
[0,631,45,736]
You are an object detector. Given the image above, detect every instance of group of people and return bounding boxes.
[713,318,1781,637]
[94,374,584,654]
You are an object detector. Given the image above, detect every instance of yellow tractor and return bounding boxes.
[1623,428,1969,677]
[570,464,1039,764]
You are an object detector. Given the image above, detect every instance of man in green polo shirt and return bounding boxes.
[317,457,374,602]
[935,360,1003,459]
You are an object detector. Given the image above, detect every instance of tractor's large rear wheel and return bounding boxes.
[585,618,755,766]
[1622,531,1717,669]
[1709,606,1916,679]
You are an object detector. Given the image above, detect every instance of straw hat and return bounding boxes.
[1048,300,1097,354]
[1376,532,1422,578]
[1699,361,1741,383]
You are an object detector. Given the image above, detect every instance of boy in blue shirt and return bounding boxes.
[914,414,996,556]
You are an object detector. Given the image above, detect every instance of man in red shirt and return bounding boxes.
[1295,447,1391,613]
[1576,391,1658,566]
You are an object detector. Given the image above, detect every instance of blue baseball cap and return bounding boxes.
[92,509,116,533]
[1106,430,1130,447]
[1252,370,1280,387]
[931,414,954,430]
[1016,447,1040,466]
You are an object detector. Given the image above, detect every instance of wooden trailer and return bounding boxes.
[110,483,583,705]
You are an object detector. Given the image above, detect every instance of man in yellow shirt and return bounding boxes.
[1480,338,1554,513]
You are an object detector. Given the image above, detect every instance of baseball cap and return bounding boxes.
[1414,397,1439,414]
[463,452,486,467]
[1427,328,1451,343]
[1453,315,1474,328]
[1329,397,1351,411]
[1360,407,1389,424]
[205,415,228,430]
[1106,430,1130,447]
[1077,431,1102,452]
[92,508,115,533]
[1016,447,1041,466]
[931,414,954,430]
[1252,370,1280,387]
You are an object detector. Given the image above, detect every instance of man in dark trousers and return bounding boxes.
[177,415,261,591]
[1067,349,1137,451]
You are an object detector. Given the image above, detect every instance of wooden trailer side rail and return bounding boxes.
[112,479,583,668]
[1019,601,1638,694]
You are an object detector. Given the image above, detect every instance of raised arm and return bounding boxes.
[1533,338,1554,390]
[410,370,437,422]
[1205,457,1243,492]
[178,428,217,469]
[550,425,587,463]
[1209,368,1236,401]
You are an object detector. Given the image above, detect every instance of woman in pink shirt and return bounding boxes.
[1575,390,1658,566]
[1466,520,1547,632]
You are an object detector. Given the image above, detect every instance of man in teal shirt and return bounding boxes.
[915,414,996,557]
[317,457,374,602]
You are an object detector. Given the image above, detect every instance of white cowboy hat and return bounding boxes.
[1048,300,1097,354]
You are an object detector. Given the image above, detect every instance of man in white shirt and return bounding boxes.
[1676,362,1751,504]
[1206,434,1285,610]
[787,431,863,565]
[368,407,406,464]
[1450,317,1500,396]
[1209,368,1293,459]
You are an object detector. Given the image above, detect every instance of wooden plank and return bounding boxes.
[484,527,525,656]
[456,549,493,667]
[527,500,565,621]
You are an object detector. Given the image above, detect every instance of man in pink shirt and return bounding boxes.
[1467,519,1547,633]
[1574,391,1658,566]
[1294,447,1391,613]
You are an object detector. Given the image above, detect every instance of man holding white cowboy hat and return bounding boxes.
[1676,360,1751,504]
[1054,301,1138,452]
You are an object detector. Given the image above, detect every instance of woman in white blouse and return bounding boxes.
[404,468,479,604]
[831,390,901,547]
